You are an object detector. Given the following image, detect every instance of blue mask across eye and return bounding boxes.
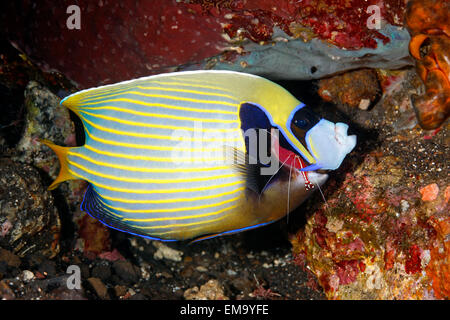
[291,107,321,132]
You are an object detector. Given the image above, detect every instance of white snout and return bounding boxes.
[335,123,357,154]
[305,119,357,170]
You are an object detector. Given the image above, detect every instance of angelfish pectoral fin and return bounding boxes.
[225,146,266,195]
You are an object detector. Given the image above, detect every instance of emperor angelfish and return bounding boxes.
[42,71,356,241]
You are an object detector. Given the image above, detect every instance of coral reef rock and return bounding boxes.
[2,1,412,87]
[291,65,448,300]
[318,69,381,109]
[14,81,86,207]
[211,24,412,80]
[153,241,184,262]
[75,214,111,257]
[184,279,229,300]
[0,158,60,258]
[291,131,449,299]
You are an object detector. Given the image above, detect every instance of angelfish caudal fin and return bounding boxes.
[39,139,76,190]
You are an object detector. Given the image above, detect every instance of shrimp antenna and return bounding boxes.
[315,178,329,213]
[286,157,293,224]
[258,152,293,203]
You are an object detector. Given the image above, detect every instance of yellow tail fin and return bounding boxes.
[40,139,76,190]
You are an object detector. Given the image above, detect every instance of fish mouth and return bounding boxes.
[305,120,357,170]
[333,122,357,153]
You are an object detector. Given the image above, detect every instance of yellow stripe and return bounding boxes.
[283,128,315,164]
[100,186,245,204]
[308,135,319,161]
[154,223,222,237]
[151,80,234,93]
[81,115,241,142]
[80,91,239,107]
[69,160,239,183]
[105,194,242,214]
[79,98,237,115]
[81,78,169,98]
[131,211,231,230]
[83,129,238,153]
[68,151,231,173]
[136,86,236,100]
[69,169,244,193]
[80,98,237,115]
[127,205,236,227]
[83,86,134,99]
[80,109,239,129]
[82,80,146,98]
[80,77,234,100]
[83,142,222,161]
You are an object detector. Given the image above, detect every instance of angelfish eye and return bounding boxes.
[292,107,321,132]
[295,119,309,128]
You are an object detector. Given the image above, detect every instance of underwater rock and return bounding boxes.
[153,241,184,262]
[2,1,411,87]
[91,262,112,282]
[21,270,35,282]
[405,0,450,130]
[0,158,60,258]
[75,214,111,257]
[419,183,440,202]
[426,215,450,299]
[210,24,412,80]
[15,81,76,167]
[192,0,406,49]
[0,248,21,268]
[376,68,424,131]
[0,280,16,299]
[14,81,86,207]
[37,259,57,277]
[184,279,229,300]
[318,69,381,109]
[290,68,448,299]
[1,274,88,300]
[112,260,141,284]
[98,249,126,262]
[87,277,110,300]
[114,285,127,298]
